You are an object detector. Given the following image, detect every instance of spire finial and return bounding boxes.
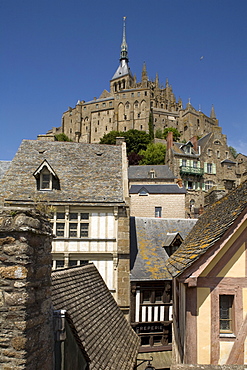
[120,16,128,61]
[210,104,216,119]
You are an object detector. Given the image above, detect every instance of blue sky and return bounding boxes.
[1,0,247,160]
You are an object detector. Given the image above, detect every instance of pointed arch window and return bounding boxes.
[33,160,60,191]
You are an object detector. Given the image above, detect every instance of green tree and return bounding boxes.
[55,133,72,142]
[100,130,121,145]
[100,129,151,155]
[139,143,166,165]
[155,128,164,139]
[163,127,181,142]
[229,146,238,158]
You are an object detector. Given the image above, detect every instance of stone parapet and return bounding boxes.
[0,208,54,370]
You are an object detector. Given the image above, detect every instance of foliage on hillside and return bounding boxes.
[55,133,72,142]
[139,143,166,165]
[100,129,167,165]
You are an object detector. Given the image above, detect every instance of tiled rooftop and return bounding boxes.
[0,140,125,206]
[128,164,175,180]
[129,184,186,194]
[165,180,247,277]
[130,217,197,281]
[52,264,140,370]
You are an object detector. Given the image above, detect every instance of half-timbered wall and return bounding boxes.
[51,206,118,293]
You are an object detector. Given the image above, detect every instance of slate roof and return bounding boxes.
[0,140,125,206]
[165,180,247,277]
[128,165,175,180]
[130,217,197,281]
[129,184,186,194]
[0,161,11,181]
[52,264,140,370]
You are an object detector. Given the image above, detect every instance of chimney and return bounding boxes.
[116,137,125,145]
[167,131,173,150]
[190,136,198,152]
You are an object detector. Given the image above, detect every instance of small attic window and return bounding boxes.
[33,161,60,191]
[139,188,148,196]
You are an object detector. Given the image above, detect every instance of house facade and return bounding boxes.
[130,217,197,369]
[0,139,131,315]
[165,127,240,215]
[165,180,247,365]
[128,164,186,219]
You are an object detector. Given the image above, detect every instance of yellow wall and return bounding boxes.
[243,288,247,364]
[219,243,245,277]
[197,287,211,364]
[219,342,234,365]
[201,219,247,277]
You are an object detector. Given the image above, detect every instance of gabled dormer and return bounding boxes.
[180,141,194,155]
[33,160,60,191]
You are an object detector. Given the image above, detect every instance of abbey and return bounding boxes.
[43,18,219,144]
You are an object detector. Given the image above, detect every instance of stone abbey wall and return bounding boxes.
[0,208,54,370]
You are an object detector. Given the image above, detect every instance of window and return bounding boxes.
[96,104,99,108]
[109,101,112,107]
[40,169,51,190]
[131,92,134,97]
[217,150,220,159]
[139,188,148,196]
[220,295,234,333]
[182,159,187,167]
[102,103,106,107]
[53,211,89,238]
[155,207,162,218]
[205,180,214,191]
[193,161,198,168]
[34,161,60,191]
[207,163,213,173]
[208,149,212,156]
[137,92,140,97]
[69,260,77,267]
[56,260,64,269]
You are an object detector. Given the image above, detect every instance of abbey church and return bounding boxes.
[40,18,247,214]
[42,18,219,145]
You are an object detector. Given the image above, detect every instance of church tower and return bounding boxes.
[110,17,134,94]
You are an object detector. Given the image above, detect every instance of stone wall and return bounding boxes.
[0,208,53,370]
[117,206,130,318]
[130,193,186,218]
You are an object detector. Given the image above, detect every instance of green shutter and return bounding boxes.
[179,158,182,166]
[202,182,205,191]
[212,163,216,174]
[204,162,207,173]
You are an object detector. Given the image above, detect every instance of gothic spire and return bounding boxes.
[210,104,216,119]
[120,16,128,61]
[142,62,147,78]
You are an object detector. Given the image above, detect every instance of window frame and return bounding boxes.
[219,294,235,334]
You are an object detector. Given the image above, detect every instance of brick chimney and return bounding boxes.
[190,136,198,152]
[167,131,173,149]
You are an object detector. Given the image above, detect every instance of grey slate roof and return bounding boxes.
[165,180,247,277]
[0,140,125,206]
[128,165,175,180]
[52,264,140,370]
[129,184,186,194]
[130,217,197,281]
[0,161,11,181]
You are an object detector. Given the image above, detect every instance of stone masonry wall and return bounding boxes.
[117,206,130,319]
[130,194,186,218]
[0,208,54,370]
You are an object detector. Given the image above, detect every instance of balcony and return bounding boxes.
[180,166,204,176]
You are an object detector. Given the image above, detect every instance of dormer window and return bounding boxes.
[34,160,60,191]
[40,168,52,190]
